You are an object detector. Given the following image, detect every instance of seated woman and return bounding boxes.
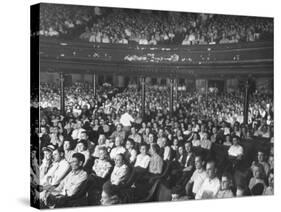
[170,145,185,185]
[174,145,185,165]
[134,143,150,172]
[171,137,180,151]
[88,147,113,205]
[92,134,106,158]
[124,138,137,165]
[223,134,232,147]
[76,140,90,167]
[200,132,212,150]
[126,143,151,186]
[147,143,164,177]
[191,132,201,147]
[172,142,195,197]
[249,162,266,191]
[264,169,274,195]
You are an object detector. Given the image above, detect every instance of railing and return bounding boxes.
[39,38,273,65]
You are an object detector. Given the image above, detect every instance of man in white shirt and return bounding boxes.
[110,154,129,185]
[228,136,243,158]
[120,111,134,128]
[186,155,208,198]
[43,153,88,208]
[41,148,70,187]
[195,161,220,199]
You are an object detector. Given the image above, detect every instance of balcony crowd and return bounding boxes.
[39,4,273,45]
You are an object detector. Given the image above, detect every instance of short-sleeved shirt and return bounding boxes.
[134,154,150,169]
[110,164,129,185]
[195,177,221,199]
[149,154,163,174]
[189,169,208,194]
[228,145,243,157]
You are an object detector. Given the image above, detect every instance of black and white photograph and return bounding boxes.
[30,2,274,209]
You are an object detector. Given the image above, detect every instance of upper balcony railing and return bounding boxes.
[39,37,273,65]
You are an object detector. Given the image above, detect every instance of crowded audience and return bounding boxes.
[30,78,273,208]
[39,4,273,45]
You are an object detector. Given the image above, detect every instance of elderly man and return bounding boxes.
[110,136,126,160]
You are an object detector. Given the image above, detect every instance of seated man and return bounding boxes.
[195,161,220,199]
[40,148,70,188]
[110,154,129,187]
[63,140,75,163]
[158,137,171,161]
[228,136,243,159]
[185,155,207,199]
[216,173,234,199]
[43,153,88,208]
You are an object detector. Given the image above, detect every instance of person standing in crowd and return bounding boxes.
[120,111,135,133]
